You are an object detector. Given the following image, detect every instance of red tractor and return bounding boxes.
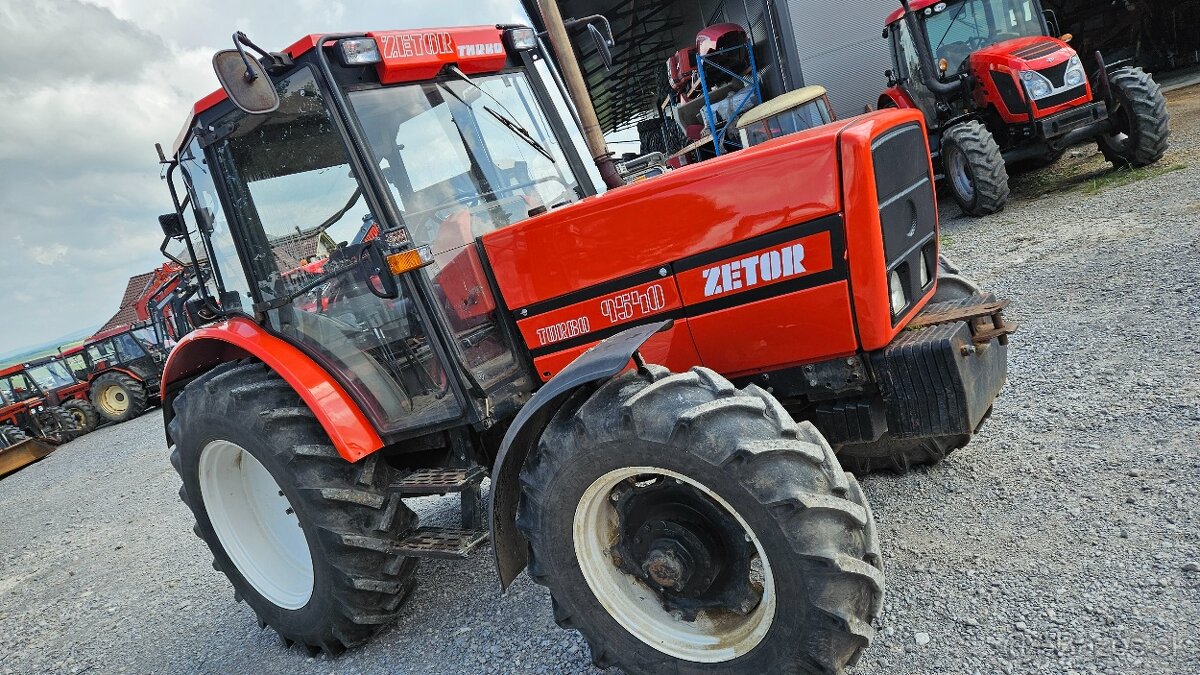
[0,365,83,446]
[21,357,101,433]
[879,0,1170,215]
[157,26,1012,673]
[64,325,167,424]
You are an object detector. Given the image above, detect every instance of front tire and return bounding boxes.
[169,360,420,655]
[90,372,148,423]
[1097,67,1169,168]
[0,424,29,448]
[518,366,883,673]
[942,120,1009,216]
[36,406,83,443]
[62,399,100,434]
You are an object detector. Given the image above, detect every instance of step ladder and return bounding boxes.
[392,466,490,559]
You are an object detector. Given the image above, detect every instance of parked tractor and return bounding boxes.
[880,0,1170,215]
[69,325,166,424]
[21,357,101,433]
[0,365,83,445]
[156,25,1013,673]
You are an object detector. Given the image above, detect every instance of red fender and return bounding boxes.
[161,316,383,462]
[878,86,916,111]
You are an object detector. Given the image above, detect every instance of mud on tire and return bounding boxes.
[517,365,884,674]
[169,359,419,655]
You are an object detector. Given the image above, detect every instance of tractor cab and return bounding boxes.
[77,325,165,423]
[0,365,81,444]
[161,26,594,438]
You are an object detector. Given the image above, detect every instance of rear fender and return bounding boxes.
[161,316,383,462]
[489,320,670,589]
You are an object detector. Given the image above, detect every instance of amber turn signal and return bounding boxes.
[386,246,435,275]
[1061,33,1073,43]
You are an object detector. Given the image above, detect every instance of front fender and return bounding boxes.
[161,316,384,462]
[489,320,671,589]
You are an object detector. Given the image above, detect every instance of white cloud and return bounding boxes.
[0,0,531,355]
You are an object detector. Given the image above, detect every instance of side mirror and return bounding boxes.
[159,212,187,239]
[587,23,613,70]
[213,33,280,115]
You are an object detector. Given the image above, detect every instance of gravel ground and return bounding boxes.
[1,86,1198,675]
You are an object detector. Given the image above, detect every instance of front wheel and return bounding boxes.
[1097,67,1169,168]
[169,360,420,654]
[36,406,83,443]
[942,120,1009,216]
[62,399,100,434]
[518,366,883,673]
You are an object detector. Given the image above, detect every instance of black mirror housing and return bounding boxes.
[159,212,187,239]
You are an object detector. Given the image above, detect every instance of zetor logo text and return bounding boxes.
[702,243,808,297]
[378,32,455,59]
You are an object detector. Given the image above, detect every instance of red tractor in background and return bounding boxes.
[59,324,166,424]
[21,357,101,433]
[879,0,1170,215]
[155,25,1013,673]
[0,365,83,446]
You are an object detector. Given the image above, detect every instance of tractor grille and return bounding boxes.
[1038,61,1071,88]
[872,122,937,324]
[1036,85,1088,110]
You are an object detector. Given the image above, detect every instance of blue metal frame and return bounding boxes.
[697,43,762,156]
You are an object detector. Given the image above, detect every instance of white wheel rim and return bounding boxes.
[573,466,776,663]
[199,440,314,609]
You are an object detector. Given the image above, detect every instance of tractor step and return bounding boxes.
[392,467,487,496]
[395,527,489,559]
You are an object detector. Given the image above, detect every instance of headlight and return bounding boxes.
[890,270,907,315]
[1063,56,1086,87]
[337,38,381,66]
[506,27,538,51]
[1019,70,1052,99]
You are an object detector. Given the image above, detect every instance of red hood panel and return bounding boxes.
[971,36,1075,70]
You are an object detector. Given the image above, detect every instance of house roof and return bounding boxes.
[96,263,181,335]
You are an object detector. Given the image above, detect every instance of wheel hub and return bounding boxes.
[611,478,759,620]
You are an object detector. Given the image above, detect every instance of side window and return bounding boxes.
[114,334,146,362]
[66,354,89,378]
[1,374,34,402]
[181,137,253,312]
[87,340,117,366]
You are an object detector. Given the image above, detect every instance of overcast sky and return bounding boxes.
[0,0,528,356]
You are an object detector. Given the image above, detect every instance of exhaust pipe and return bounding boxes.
[899,0,963,97]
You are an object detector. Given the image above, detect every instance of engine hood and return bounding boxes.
[970,36,1076,71]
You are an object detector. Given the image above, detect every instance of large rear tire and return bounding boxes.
[1097,67,1169,168]
[169,360,420,655]
[942,120,1009,216]
[90,372,148,423]
[518,365,883,674]
[62,399,100,434]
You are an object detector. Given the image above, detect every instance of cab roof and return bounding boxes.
[885,0,942,26]
[172,25,514,156]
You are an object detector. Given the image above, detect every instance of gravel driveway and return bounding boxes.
[1,86,1198,675]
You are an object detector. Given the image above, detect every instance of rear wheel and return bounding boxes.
[169,360,419,655]
[518,366,883,673]
[0,424,29,448]
[942,120,1009,216]
[90,372,148,423]
[62,399,100,433]
[1097,67,1169,168]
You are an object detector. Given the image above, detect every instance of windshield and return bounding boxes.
[27,362,75,390]
[924,0,1045,70]
[0,373,38,404]
[348,71,580,256]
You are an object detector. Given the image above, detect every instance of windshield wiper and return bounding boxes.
[445,66,556,164]
[933,3,969,52]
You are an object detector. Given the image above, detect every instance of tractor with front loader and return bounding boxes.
[879,0,1170,215]
[0,365,83,449]
[156,25,1013,673]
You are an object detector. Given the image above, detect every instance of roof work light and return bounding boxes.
[338,38,382,66]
